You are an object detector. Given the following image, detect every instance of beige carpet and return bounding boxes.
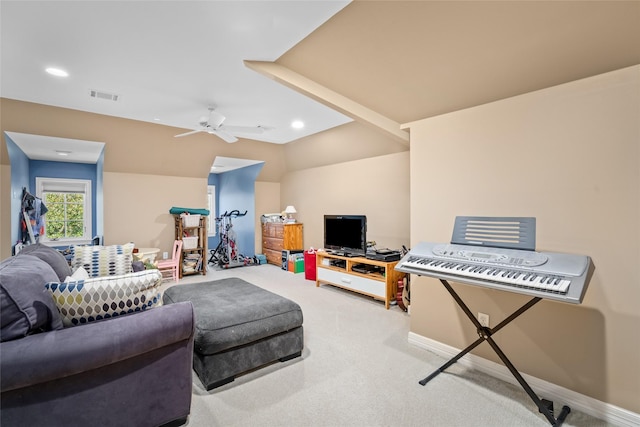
[166,264,616,427]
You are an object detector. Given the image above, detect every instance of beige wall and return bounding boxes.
[0,99,288,181]
[406,66,639,412]
[284,121,407,172]
[255,181,281,253]
[280,151,410,252]
[103,172,208,252]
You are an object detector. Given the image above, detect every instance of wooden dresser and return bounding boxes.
[261,222,303,266]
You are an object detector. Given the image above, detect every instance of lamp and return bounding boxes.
[284,205,297,222]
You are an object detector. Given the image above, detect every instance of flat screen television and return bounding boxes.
[324,215,367,256]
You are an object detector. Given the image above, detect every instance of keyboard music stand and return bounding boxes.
[418,217,570,426]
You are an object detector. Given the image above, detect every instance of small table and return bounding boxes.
[135,247,160,263]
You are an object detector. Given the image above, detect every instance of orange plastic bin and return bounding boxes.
[304,248,317,281]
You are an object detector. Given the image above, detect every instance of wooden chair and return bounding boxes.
[157,240,183,282]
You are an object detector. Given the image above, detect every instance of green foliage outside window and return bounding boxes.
[44,192,85,239]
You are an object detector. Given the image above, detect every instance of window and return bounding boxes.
[207,185,216,236]
[36,177,92,244]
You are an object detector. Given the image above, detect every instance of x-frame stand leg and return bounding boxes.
[419,279,571,426]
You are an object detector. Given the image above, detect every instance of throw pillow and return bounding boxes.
[0,255,64,342]
[45,269,163,327]
[71,242,135,277]
[18,243,72,281]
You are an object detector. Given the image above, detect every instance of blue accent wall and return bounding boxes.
[5,134,106,251]
[29,160,99,237]
[213,163,263,260]
[5,136,30,248]
[207,174,220,250]
[95,147,105,238]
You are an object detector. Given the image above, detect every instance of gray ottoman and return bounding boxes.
[163,277,303,390]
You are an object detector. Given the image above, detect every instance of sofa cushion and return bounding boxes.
[0,255,64,342]
[71,242,134,277]
[19,243,72,281]
[45,269,164,327]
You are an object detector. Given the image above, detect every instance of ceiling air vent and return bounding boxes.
[89,90,119,102]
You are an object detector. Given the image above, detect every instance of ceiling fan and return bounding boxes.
[174,107,266,143]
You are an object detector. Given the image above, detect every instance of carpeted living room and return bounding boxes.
[168,264,620,427]
[1,1,639,427]
[0,239,626,426]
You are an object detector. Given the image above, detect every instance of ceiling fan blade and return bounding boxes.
[179,106,266,143]
[208,109,226,129]
[174,129,204,138]
[210,129,238,143]
[220,125,265,135]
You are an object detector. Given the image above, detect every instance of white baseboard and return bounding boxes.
[408,332,640,427]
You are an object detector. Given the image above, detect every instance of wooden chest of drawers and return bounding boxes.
[261,222,303,266]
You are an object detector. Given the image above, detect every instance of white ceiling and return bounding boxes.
[0,1,353,146]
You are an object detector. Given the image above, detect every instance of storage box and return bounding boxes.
[182,214,201,228]
[287,257,304,273]
[182,236,198,250]
[281,250,303,270]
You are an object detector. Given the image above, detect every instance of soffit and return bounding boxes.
[6,132,104,164]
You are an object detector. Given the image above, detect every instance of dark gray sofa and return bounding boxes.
[0,245,196,427]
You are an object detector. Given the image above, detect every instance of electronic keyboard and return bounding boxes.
[395,241,593,304]
[403,217,595,426]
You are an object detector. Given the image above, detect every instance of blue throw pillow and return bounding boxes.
[19,243,72,281]
[0,255,64,342]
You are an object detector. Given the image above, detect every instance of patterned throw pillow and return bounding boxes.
[45,269,163,327]
[71,243,135,277]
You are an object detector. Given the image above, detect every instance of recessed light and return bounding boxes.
[45,67,69,77]
[55,150,71,156]
[291,120,304,129]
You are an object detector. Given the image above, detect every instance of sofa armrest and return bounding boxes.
[0,301,194,392]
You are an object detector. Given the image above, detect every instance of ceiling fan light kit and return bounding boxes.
[174,106,268,144]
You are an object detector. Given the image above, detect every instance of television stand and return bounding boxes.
[316,251,405,309]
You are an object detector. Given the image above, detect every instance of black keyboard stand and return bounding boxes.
[419,279,571,426]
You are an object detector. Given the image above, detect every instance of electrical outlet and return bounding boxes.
[478,312,490,327]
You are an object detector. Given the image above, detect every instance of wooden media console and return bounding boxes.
[315,251,405,309]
